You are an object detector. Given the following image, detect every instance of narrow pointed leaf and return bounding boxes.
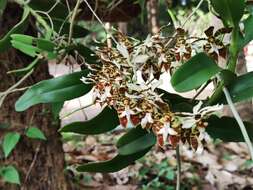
[171,53,221,92]
[15,70,92,112]
[60,107,119,134]
[3,133,21,158]
[25,127,47,140]
[77,148,151,173]
[211,0,245,26]
[117,127,156,155]
[207,115,253,142]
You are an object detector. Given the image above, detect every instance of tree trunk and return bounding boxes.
[0,3,70,190]
[147,0,160,34]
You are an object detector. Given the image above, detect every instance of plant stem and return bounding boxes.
[68,0,81,44]
[176,145,181,190]
[223,87,253,160]
[15,0,53,39]
[207,28,239,105]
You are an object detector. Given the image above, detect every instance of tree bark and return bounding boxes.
[0,3,70,190]
[147,0,160,34]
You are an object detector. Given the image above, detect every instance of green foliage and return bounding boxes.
[46,18,90,38]
[60,107,119,134]
[211,0,245,27]
[238,14,253,50]
[171,53,221,92]
[0,7,29,52]
[218,72,253,103]
[77,148,151,173]
[0,166,20,185]
[11,34,57,59]
[117,127,156,155]
[207,115,253,142]
[25,127,47,140]
[15,70,92,112]
[2,132,21,158]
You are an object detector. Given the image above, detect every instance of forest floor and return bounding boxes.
[62,130,253,190]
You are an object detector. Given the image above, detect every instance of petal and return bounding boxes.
[193,101,203,114]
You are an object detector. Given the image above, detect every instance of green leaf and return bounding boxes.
[0,166,20,185]
[157,88,197,112]
[77,148,151,173]
[3,133,21,158]
[74,44,99,64]
[15,70,92,112]
[117,127,156,155]
[47,18,90,38]
[60,107,119,134]
[51,102,64,119]
[11,34,57,58]
[207,115,253,142]
[171,53,221,92]
[238,15,253,50]
[225,72,253,103]
[25,127,47,140]
[11,40,40,57]
[219,69,236,86]
[0,8,29,52]
[211,0,245,27]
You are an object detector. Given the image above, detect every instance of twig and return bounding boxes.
[181,0,205,27]
[68,0,82,44]
[176,145,181,190]
[0,69,33,108]
[223,87,253,160]
[82,0,118,45]
[23,144,41,186]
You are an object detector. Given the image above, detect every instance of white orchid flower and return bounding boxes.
[158,122,178,144]
[119,106,135,119]
[141,113,154,128]
[179,101,223,129]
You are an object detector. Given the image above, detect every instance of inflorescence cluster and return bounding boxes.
[81,27,230,153]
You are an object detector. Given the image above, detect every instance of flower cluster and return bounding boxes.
[81,28,226,153]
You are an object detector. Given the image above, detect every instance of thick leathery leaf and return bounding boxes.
[207,115,253,142]
[238,15,253,50]
[116,127,148,148]
[211,0,245,26]
[0,8,29,52]
[171,53,221,92]
[60,107,119,134]
[224,72,253,103]
[117,128,156,155]
[15,70,92,112]
[157,88,197,112]
[76,148,151,173]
